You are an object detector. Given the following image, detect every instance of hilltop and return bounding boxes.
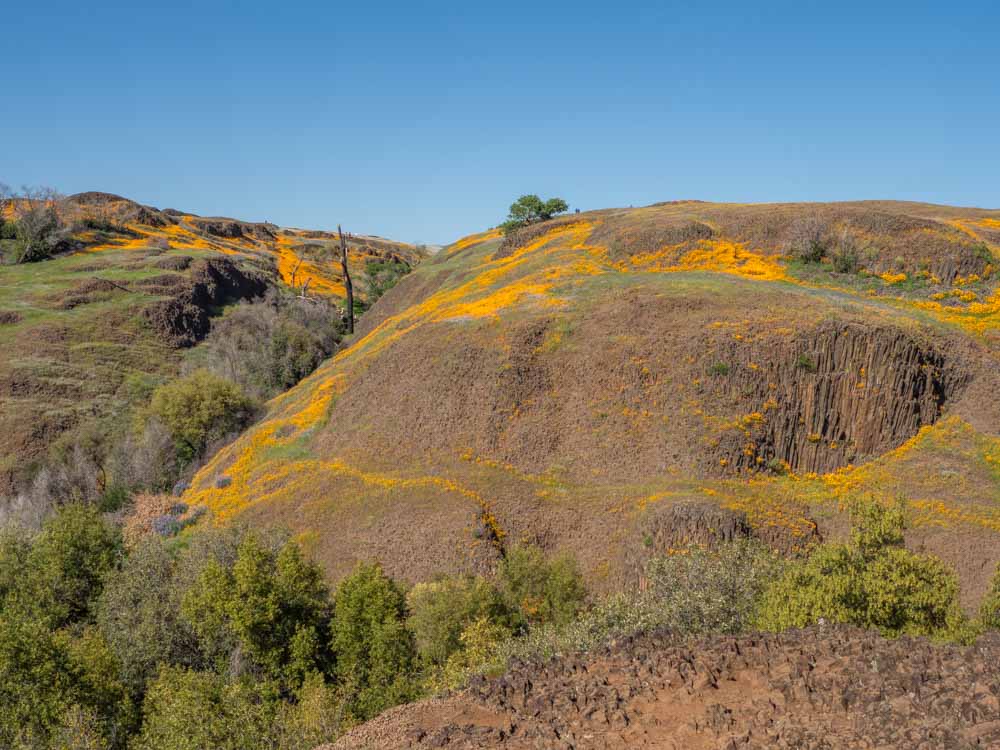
[181,199,1000,608]
[0,191,423,497]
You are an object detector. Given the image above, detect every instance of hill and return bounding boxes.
[0,191,422,497]
[181,199,1000,608]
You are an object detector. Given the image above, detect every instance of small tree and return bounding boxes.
[330,562,416,722]
[756,498,966,639]
[498,545,587,629]
[146,370,256,465]
[500,194,569,235]
[11,186,68,263]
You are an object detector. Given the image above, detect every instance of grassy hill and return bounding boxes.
[181,199,1000,609]
[0,191,422,496]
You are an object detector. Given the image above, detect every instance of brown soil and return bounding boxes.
[141,257,268,346]
[330,626,1000,750]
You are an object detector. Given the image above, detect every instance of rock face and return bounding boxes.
[142,258,267,346]
[337,626,1000,749]
[708,321,969,474]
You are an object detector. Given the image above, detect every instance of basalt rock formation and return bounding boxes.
[706,321,970,474]
[334,626,1000,749]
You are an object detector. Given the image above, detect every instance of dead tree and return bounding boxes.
[338,224,354,334]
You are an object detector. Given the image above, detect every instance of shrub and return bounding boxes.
[796,352,817,372]
[500,194,569,235]
[13,503,122,628]
[11,203,68,263]
[181,532,331,683]
[431,617,512,693]
[498,545,587,629]
[147,370,256,465]
[194,292,342,400]
[756,498,966,638]
[830,232,860,274]
[787,216,828,263]
[708,362,730,376]
[979,563,1000,630]
[330,562,417,722]
[643,539,783,634]
[406,574,514,668]
[96,536,196,694]
[362,259,411,304]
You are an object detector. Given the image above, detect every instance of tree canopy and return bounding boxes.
[500,194,569,235]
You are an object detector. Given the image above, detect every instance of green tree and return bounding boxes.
[147,370,256,464]
[757,498,966,638]
[133,667,229,750]
[96,537,198,695]
[498,545,587,629]
[181,532,330,683]
[406,574,513,668]
[362,259,411,304]
[330,562,417,722]
[500,194,569,235]
[11,503,122,628]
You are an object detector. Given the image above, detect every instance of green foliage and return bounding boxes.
[147,369,256,464]
[12,503,122,628]
[194,293,343,401]
[406,574,514,668]
[96,537,195,694]
[431,617,512,693]
[979,563,1000,631]
[500,194,570,235]
[795,352,817,372]
[362,259,411,304]
[708,362,730,376]
[830,234,860,273]
[498,545,587,629]
[330,562,417,722]
[644,540,783,634]
[0,218,16,240]
[757,498,966,638]
[181,531,331,683]
[0,614,77,748]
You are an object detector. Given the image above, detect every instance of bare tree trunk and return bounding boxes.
[338,224,354,334]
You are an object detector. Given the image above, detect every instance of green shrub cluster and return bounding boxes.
[756,498,969,640]
[362,259,411,305]
[146,370,257,466]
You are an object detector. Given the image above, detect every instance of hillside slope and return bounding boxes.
[0,192,421,495]
[328,625,1000,749]
[183,200,1000,607]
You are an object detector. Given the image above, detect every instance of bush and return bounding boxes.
[330,562,417,722]
[12,503,122,628]
[830,232,860,274]
[498,545,587,629]
[363,259,411,304]
[644,539,783,634]
[11,203,68,263]
[756,498,966,639]
[194,292,343,400]
[147,370,256,465]
[500,194,569,235]
[787,216,828,263]
[406,574,514,668]
[979,563,1000,630]
[181,531,331,683]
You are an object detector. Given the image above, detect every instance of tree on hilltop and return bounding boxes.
[500,194,569,235]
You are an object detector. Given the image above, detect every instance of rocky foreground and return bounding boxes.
[330,626,1000,749]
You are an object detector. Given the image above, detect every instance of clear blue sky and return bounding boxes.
[3,1,998,244]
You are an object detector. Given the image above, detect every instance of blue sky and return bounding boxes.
[2,1,998,244]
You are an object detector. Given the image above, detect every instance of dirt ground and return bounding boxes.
[328,625,1000,750]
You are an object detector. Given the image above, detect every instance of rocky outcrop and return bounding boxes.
[190,217,277,242]
[707,321,969,474]
[142,258,267,346]
[383,626,1000,749]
